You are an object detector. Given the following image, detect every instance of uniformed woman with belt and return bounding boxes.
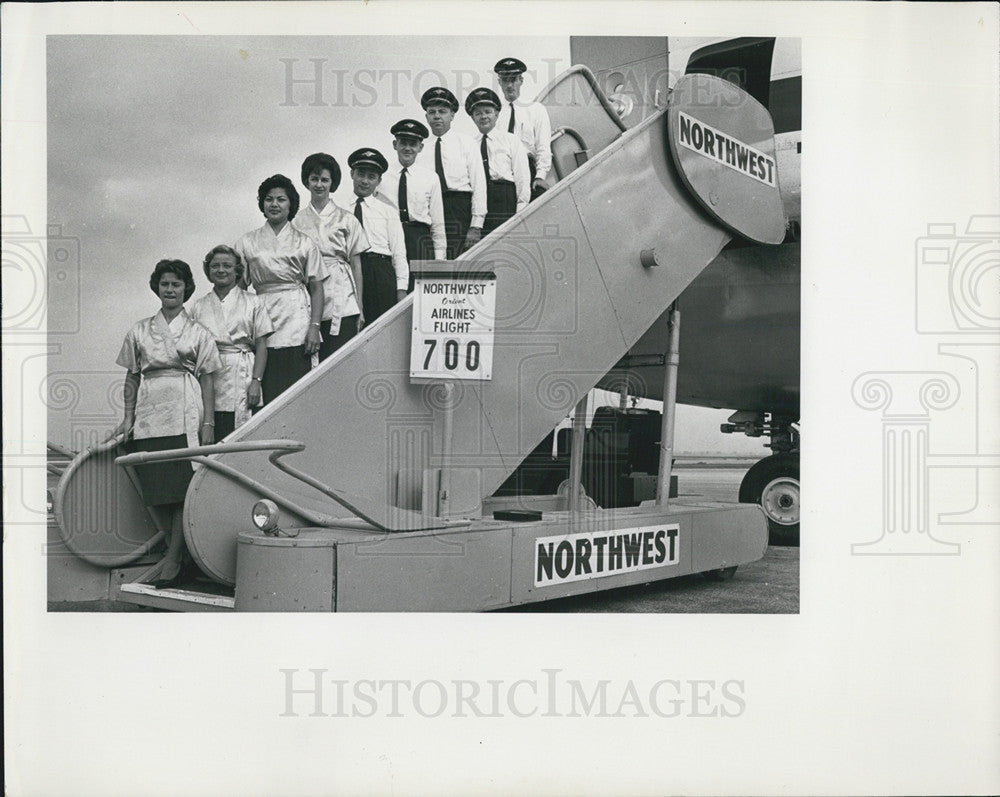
[234,174,327,403]
[112,259,223,587]
[189,245,273,438]
[293,152,370,361]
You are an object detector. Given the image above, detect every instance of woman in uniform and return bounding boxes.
[112,259,222,587]
[234,174,327,402]
[190,245,274,438]
[292,153,370,360]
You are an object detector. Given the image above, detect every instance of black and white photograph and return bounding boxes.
[43,33,801,613]
[4,2,999,795]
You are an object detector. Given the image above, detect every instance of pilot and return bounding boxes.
[347,147,408,324]
[420,86,486,258]
[494,57,552,200]
[380,118,447,290]
[465,87,530,236]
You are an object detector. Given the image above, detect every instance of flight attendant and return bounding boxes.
[112,259,223,587]
[347,147,409,323]
[466,87,530,236]
[293,152,370,361]
[494,57,553,200]
[380,118,447,289]
[421,86,486,258]
[234,174,327,403]
[189,245,273,438]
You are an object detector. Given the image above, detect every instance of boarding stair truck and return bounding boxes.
[54,67,787,611]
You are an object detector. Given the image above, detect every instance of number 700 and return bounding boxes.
[423,338,481,371]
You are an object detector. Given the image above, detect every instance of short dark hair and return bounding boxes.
[149,259,196,301]
[256,174,300,220]
[202,244,245,281]
[301,153,342,192]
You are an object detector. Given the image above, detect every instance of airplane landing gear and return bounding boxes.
[739,451,799,545]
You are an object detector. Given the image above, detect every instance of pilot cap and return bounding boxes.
[348,148,389,174]
[465,87,502,115]
[420,87,460,112]
[494,57,527,76]
[391,119,430,140]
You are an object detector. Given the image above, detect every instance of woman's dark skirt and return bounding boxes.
[124,434,192,507]
[214,411,236,440]
[261,344,311,405]
[319,316,359,362]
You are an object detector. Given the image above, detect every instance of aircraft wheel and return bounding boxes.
[739,452,799,546]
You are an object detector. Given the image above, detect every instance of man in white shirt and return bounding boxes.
[466,87,530,236]
[347,148,409,324]
[420,86,487,258]
[380,118,447,291]
[494,57,553,201]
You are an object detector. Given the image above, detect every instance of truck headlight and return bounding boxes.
[252,499,280,535]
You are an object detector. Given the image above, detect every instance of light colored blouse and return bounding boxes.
[116,309,222,448]
[189,287,273,430]
[293,201,369,333]
[234,222,327,348]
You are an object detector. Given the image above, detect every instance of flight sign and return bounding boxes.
[410,269,497,381]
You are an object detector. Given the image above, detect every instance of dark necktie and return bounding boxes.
[507,103,516,134]
[480,134,491,181]
[435,137,447,192]
[398,168,409,223]
[354,196,364,225]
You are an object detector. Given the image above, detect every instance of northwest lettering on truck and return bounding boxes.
[535,525,681,587]
[677,111,776,187]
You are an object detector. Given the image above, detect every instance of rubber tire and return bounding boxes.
[739,452,799,546]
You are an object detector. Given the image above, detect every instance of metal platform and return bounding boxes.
[231,502,767,612]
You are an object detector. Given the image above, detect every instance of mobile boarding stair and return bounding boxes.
[54,70,785,611]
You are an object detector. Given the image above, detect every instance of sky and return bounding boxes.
[45,34,771,455]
